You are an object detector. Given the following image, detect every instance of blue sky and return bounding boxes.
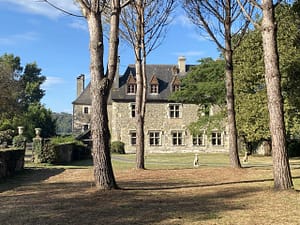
[0,0,219,113]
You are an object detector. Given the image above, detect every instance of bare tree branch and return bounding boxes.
[41,0,84,17]
[237,0,261,29]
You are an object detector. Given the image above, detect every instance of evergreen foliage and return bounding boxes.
[170,58,226,134]
[0,53,56,141]
[110,141,125,154]
[234,4,300,143]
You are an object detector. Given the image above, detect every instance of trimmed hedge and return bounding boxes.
[33,136,90,164]
[0,148,25,178]
[111,141,125,154]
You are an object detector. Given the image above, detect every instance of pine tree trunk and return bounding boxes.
[261,0,293,190]
[135,55,145,169]
[224,0,241,168]
[87,7,117,190]
[135,0,145,169]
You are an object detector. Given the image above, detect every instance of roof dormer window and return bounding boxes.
[171,75,181,92]
[150,75,159,94]
[127,73,136,94]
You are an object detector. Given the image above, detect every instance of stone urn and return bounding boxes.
[17,126,24,135]
[35,128,42,138]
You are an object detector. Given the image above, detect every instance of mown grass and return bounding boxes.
[1,153,300,225]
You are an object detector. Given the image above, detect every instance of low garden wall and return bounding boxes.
[33,138,90,164]
[0,148,25,179]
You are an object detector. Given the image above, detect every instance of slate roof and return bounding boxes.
[72,63,193,105]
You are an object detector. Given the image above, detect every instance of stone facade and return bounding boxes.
[72,57,229,153]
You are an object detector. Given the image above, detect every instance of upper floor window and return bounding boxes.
[169,104,181,118]
[127,73,136,94]
[211,132,222,146]
[201,104,209,116]
[150,84,159,94]
[83,106,89,114]
[192,133,205,146]
[149,131,161,146]
[172,84,180,92]
[150,75,159,94]
[130,103,136,118]
[127,84,136,94]
[171,75,181,92]
[171,131,184,146]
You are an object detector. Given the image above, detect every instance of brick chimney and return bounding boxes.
[76,74,85,97]
[178,56,186,74]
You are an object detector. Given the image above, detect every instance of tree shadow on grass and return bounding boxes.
[0,178,263,225]
[0,167,65,192]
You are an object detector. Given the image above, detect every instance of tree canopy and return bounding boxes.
[170,57,226,134]
[234,3,300,143]
[0,53,55,140]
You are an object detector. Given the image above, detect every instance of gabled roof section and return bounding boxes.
[73,62,194,105]
[150,75,159,85]
[72,83,91,105]
[111,64,193,102]
[171,75,181,86]
[127,73,136,84]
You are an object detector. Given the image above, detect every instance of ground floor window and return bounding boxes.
[172,131,184,146]
[83,124,89,131]
[130,131,136,145]
[211,132,222,146]
[149,131,161,146]
[192,133,205,146]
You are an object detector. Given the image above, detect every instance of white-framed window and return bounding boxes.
[201,104,209,116]
[169,104,181,118]
[150,84,159,94]
[127,84,136,94]
[192,133,205,146]
[172,84,180,92]
[83,106,89,114]
[130,103,136,118]
[129,131,136,146]
[211,132,222,146]
[171,131,184,146]
[149,131,161,146]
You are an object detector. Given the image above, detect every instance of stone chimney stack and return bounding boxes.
[178,56,186,73]
[114,56,120,89]
[76,74,85,97]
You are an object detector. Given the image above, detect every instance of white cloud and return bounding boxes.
[68,20,87,31]
[172,15,194,28]
[188,32,211,42]
[42,76,64,89]
[0,32,39,45]
[1,0,80,19]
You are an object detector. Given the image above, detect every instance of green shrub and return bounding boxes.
[12,134,26,149]
[287,139,300,157]
[110,141,125,154]
[50,136,84,146]
[0,129,15,145]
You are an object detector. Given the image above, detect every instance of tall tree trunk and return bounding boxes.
[261,0,293,190]
[135,0,145,169]
[224,0,241,168]
[85,1,118,190]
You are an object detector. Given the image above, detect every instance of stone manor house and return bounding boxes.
[72,57,229,153]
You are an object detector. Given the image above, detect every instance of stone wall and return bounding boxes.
[111,102,229,153]
[73,104,112,135]
[0,148,25,179]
